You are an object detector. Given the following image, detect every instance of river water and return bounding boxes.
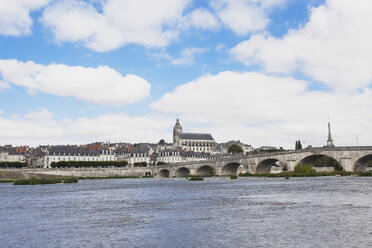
[1,177,371,248]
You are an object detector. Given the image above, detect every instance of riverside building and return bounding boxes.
[43,146,116,168]
[172,119,217,153]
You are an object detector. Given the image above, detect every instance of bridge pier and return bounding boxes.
[340,157,354,172]
[286,160,297,172]
[214,166,222,176]
[237,165,246,175]
[169,170,176,178]
[189,167,197,176]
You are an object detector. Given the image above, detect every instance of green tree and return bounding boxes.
[367,160,372,167]
[294,164,315,174]
[159,139,165,145]
[312,156,343,171]
[295,140,302,150]
[228,144,244,154]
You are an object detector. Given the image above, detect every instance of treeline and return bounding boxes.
[0,162,26,168]
[156,161,167,165]
[51,161,128,168]
[134,162,147,167]
[311,156,343,170]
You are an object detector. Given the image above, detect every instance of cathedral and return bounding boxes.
[173,119,216,153]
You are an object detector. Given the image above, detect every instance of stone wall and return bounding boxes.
[314,167,335,172]
[0,168,150,180]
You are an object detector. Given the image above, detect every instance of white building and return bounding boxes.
[156,149,182,164]
[116,148,151,166]
[172,119,217,153]
[43,146,116,168]
[0,150,26,163]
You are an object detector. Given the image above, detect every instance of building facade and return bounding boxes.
[116,148,151,166]
[172,119,217,153]
[43,146,116,168]
[0,148,26,163]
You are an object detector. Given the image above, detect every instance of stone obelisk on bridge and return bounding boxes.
[327,121,334,147]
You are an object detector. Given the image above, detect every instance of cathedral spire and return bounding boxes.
[327,121,334,147]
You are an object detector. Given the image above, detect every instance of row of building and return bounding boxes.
[0,119,260,168]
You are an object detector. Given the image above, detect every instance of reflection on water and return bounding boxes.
[1,177,372,247]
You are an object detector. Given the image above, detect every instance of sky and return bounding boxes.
[0,0,371,148]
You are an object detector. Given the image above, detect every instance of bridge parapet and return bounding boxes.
[160,146,372,174]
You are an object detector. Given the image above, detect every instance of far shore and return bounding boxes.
[1,169,371,182]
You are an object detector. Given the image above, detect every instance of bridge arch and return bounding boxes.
[222,162,241,176]
[196,165,214,176]
[298,154,343,171]
[176,167,190,177]
[256,159,283,174]
[158,169,170,178]
[353,154,372,172]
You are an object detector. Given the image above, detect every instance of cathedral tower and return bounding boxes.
[173,119,183,147]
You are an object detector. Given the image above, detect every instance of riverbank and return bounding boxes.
[1,168,371,181]
[1,175,154,183]
[0,168,151,180]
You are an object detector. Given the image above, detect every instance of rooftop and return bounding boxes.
[178,133,214,141]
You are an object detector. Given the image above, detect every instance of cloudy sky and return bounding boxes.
[0,0,371,148]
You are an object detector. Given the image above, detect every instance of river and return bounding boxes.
[1,177,371,247]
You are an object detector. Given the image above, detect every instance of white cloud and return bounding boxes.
[68,113,173,143]
[0,80,10,91]
[39,0,287,51]
[0,109,63,145]
[171,47,209,65]
[25,108,55,120]
[211,0,286,35]
[40,0,190,52]
[184,8,219,30]
[0,109,173,146]
[0,0,49,36]
[151,71,372,148]
[231,0,372,91]
[0,59,151,106]
[215,44,225,51]
[146,49,172,61]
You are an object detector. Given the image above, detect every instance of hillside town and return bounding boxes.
[0,119,257,168]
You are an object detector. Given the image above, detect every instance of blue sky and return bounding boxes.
[0,0,371,148]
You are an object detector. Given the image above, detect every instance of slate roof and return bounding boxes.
[178,133,214,141]
[49,146,101,156]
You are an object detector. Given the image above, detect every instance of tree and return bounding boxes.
[159,139,165,145]
[313,156,343,171]
[228,144,244,154]
[294,164,315,174]
[367,160,372,167]
[295,140,302,150]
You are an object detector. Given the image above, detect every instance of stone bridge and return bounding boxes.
[152,146,372,178]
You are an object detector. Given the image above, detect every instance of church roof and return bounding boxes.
[178,133,214,141]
